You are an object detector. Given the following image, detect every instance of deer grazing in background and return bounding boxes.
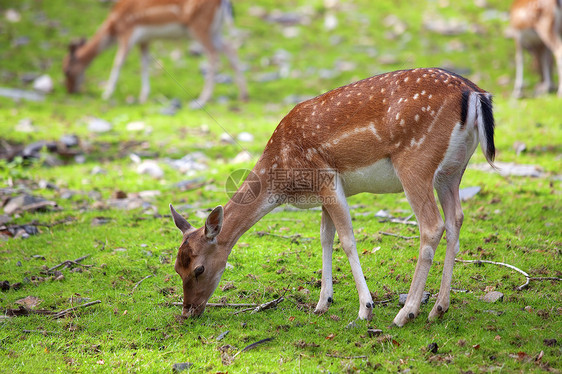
[510,0,562,97]
[170,68,496,326]
[63,0,248,104]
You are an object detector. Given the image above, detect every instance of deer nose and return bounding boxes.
[182,303,205,317]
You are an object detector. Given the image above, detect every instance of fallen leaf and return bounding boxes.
[15,296,42,309]
[325,333,336,340]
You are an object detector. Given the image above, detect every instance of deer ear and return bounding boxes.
[170,204,192,234]
[205,206,223,240]
[68,38,86,55]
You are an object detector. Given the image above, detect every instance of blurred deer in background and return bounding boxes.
[63,0,248,105]
[510,0,562,97]
[169,68,496,326]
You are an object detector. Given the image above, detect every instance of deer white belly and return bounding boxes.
[129,23,190,45]
[341,158,404,196]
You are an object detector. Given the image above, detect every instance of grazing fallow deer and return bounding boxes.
[510,0,562,97]
[170,68,496,326]
[63,0,248,104]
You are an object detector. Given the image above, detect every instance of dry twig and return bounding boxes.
[130,274,154,295]
[232,337,274,359]
[326,353,368,359]
[47,254,91,273]
[455,259,561,290]
[255,231,314,242]
[171,302,258,308]
[379,231,417,240]
[51,300,101,319]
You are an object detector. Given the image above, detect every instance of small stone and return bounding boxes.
[399,291,430,306]
[481,291,503,303]
[172,362,193,372]
[237,132,254,142]
[15,118,35,133]
[136,160,164,179]
[91,166,106,175]
[232,151,252,164]
[324,13,338,30]
[20,72,39,84]
[125,121,146,132]
[60,134,79,147]
[22,140,57,158]
[0,214,12,225]
[4,194,53,215]
[219,132,235,144]
[87,118,112,133]
[32,74,54,93]
[5,9,21,22]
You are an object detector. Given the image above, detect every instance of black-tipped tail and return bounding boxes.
[479,93,495,164]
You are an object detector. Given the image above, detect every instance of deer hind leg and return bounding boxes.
[103,38,131,101]
[322,186,373,320]
[428,173,464,321]
[314,207,336,315]
[534,16,562,97]
[139,42,150,103]
[222,42,249,101]
[190,31,218,108]
[393,173,444,327]
[513,34,525,98]
[534,44,556,95]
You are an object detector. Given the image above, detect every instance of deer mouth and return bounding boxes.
[182,303,206,317]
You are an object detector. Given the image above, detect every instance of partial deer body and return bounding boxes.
[510,0,562,97]
[170,68,496,326]
[63,0,248,104]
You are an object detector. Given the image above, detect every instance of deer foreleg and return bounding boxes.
[322,186,373,321]
[102,39,131,101]
[314,206,336,315]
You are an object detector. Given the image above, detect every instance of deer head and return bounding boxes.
[63,38,87,93]
[170,204,227,317]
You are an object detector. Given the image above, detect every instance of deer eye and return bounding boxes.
[194,266,205,278]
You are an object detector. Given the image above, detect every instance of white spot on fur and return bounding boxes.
[410,135,426,148]
[413,93,419,100]
[404,77,409,82]
[415,114,420,122]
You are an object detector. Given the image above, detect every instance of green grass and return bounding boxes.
[1,0,561,372]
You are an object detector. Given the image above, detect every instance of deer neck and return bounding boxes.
[76,23,115,68]
[219,170,278,252]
